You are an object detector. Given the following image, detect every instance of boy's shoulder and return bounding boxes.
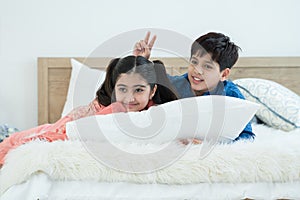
[167,73,194,99]
[224,80,245,99]
[167,73,188,80]
[167,73,189,87]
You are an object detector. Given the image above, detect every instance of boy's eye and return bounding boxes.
[191,59,198,65]
[204,64,213,69]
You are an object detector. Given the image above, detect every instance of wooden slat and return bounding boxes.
[38,58,49,125]
[48,68,71,123]
[235,57,300,67]
[230,67,300,94]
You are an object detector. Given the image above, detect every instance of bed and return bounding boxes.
[37,57,300,125]
[1,57,300,200]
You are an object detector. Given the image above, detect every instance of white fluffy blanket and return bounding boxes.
[1,124,300,194]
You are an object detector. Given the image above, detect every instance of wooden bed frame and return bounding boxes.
[38,57,300,125]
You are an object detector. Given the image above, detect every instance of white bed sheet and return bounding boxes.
[2,173,300,200]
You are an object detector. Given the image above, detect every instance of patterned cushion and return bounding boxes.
[234,78,300,131]
[0,124,19,142]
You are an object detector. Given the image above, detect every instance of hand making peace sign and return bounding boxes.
[133,31,157,59]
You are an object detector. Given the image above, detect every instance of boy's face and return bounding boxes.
[187,53,229,96]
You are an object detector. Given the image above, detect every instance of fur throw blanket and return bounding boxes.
[1,125,300,194]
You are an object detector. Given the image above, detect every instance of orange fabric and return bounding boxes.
[95,102,127,115]
[0,100,154,165]
[0,116,71,165]
[0,99,105,165]
[145,100,155,109]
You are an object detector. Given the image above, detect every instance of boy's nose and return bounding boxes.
[194,66,204,75]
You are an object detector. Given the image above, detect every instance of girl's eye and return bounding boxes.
[118,87,127,93]
[135,88,144,93]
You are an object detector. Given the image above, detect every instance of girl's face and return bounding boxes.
[115,73,156,112]
[187,53,229,96]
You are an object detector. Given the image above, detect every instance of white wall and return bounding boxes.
[0,0,299,130]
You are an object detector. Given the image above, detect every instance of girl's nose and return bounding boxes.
[129,96,135,102]
[125,93,135,103]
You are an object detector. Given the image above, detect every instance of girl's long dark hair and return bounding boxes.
[96,56,178,106]
[96,58,120,106]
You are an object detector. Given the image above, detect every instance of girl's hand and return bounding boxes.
[95,102,127,115]
[110,102,127,113]
[90,98,102,113]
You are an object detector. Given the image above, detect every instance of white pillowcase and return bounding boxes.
[234,78,300,131]
[66,96,259,143]
[61,59,106,117]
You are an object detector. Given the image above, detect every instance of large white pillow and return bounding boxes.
[61,59,106,117]
[66,96,259,172]
[66,96,259,143]
[234,78,300,131]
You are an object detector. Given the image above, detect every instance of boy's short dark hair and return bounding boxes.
[191,32,241,71]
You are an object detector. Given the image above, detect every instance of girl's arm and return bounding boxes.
[67,98,104,121]
[95,102,127,115]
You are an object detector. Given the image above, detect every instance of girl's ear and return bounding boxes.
[220,68,230,81]
[150,84,158,99]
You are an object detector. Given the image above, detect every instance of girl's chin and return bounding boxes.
[126,107,141,112]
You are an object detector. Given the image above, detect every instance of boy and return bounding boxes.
[133,31,254,141]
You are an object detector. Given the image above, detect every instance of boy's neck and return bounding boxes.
[194,90,205,96]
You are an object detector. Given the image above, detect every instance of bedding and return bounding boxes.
[61,59,106,117]
[234,78,300,131]
[3,174,300,200]
[27,56,300,199]
[66,96,259,144]
[1,124,300,199]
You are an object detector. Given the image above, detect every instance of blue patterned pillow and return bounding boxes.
[0,124,19,142]
[234,78,300,131]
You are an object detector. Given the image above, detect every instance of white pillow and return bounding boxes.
[61,59,106,117]
[66,96,259,143]
[234,78,300,131]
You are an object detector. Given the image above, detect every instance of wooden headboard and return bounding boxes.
[38,57,300,125]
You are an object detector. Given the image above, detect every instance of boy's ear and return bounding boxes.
[221,68,230,81]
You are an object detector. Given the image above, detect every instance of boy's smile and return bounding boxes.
[191,75,205,83]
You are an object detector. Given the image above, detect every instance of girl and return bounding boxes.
[0,56,178,166]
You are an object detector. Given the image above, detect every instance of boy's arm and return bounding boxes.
[234,123,255,141]
[225,81,255,141]
[133,31,156,59]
